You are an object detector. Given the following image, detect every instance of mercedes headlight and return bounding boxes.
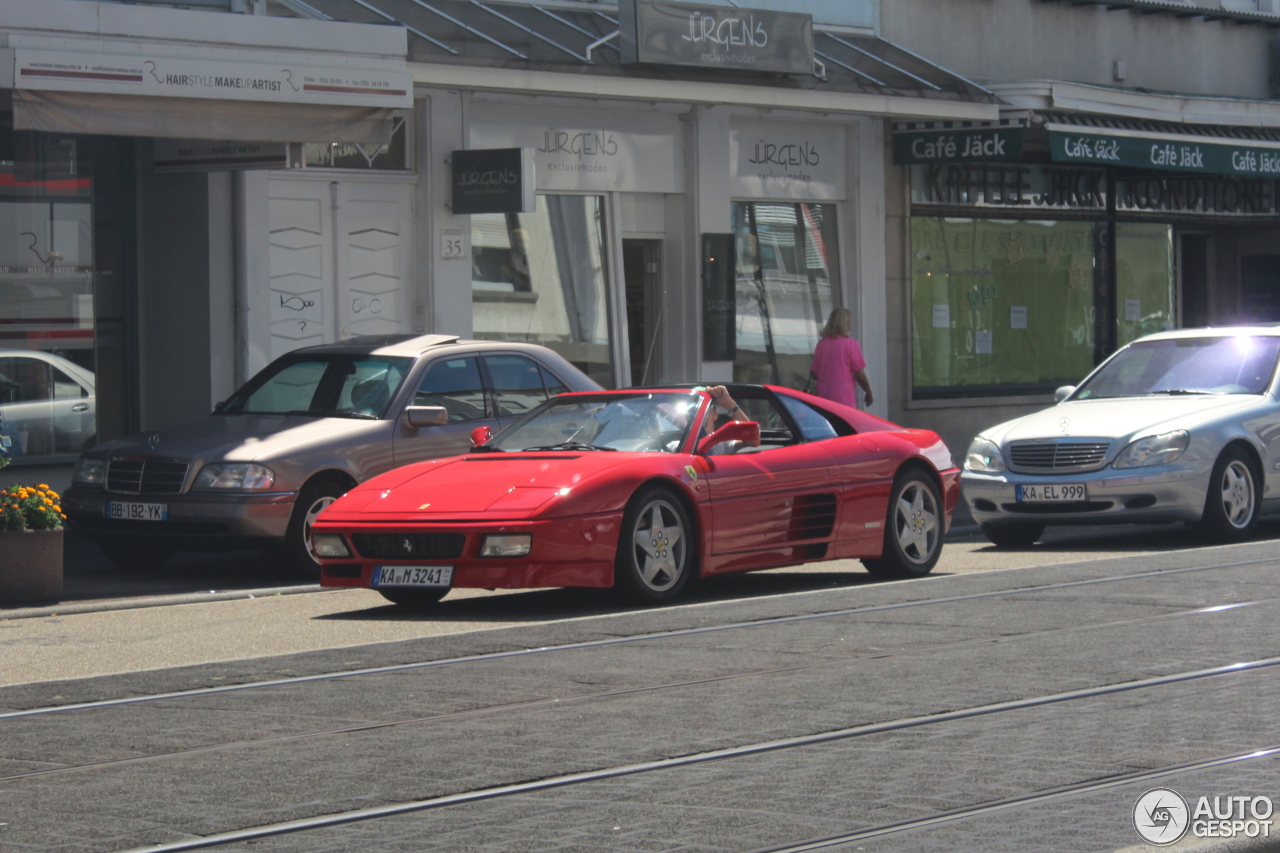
[74,457,106,486]
[193,463,276,491]
[964,436,1006,473]
[1113,430,1189,469]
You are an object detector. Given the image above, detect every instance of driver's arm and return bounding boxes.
[707,386,760,446]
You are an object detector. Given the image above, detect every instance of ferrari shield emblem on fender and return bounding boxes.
[685,465,698,482]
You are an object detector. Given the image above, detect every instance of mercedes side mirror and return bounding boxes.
[212,399,227,413]
[406,406,449,428]
[470,425,493,447]
[697,420,760,455]
[1054,385,1077,403]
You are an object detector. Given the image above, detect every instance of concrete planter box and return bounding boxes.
[0,528,64,603]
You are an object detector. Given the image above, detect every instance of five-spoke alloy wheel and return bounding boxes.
[615,486,693,603]
[1199,446,1260,542]
[863,468,944,578]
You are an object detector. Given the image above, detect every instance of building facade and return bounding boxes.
[1,0,997,489]
[881,0,1280,466]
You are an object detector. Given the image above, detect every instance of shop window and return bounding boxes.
[471,195,615,388]
[1240,254,1280,323]
[911,218,1097,397]
[731,202,839,390]
[1117,223,1175,346]
[0,136,98,461]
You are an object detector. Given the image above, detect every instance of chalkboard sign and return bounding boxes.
[701,233,736,361]
[451,148,536,215]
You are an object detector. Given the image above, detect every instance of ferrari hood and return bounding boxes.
[983,395,1259,445]
[330,452,633,518]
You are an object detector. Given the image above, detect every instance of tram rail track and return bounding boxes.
[3,555,1275,721]
[104,656,1280,852]
[2,595,1275,786]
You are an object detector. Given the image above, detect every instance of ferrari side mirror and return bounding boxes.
[697,420,761,454]
[470,425,493,447]
[406,406,448,428]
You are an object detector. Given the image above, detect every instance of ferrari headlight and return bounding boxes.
[74,457,106,485]
[193,463,276,491]
[1113,430,1189,469]
[481,534,532,557]
[310,533,351,558]
[964,436,1006,473]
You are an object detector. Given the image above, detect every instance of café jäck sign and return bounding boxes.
[894,127,1025,165]
[1048,125,1280,178]
[619,0,814,75]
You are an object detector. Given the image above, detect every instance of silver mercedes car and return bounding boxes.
[63,335,600,572]
[962,326,1280,547]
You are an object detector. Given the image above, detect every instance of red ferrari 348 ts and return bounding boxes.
[312,384,959,606]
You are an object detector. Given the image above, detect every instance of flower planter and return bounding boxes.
[0,528,64,603]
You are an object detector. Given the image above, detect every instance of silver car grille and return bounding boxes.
[1007,441,1111,473]
[106,458,190,495]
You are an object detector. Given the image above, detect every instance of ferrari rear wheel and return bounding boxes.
[378,587,449,608]
[862,468,943,579]
[614,486,693,604]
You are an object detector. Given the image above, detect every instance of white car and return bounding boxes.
[0,349,96,458]
[962,326,1280,547]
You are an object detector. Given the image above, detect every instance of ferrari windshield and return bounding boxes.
[488,392,702,452]
[220,355,413,418]
[1074,336,1280,400]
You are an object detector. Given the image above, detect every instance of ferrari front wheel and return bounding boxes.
[614,486,693,604]
[863,468,943,579]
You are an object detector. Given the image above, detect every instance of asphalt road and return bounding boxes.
[3,527,1280,852]
[2,521,1271,684]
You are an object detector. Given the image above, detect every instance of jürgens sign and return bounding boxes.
[451,148,536,215]
[619,0,814,76]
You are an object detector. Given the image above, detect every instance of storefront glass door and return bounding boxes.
[731,202,839,389]
[471,194,615,388]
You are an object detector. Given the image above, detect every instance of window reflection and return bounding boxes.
[731,202,839,389]
[471,195,615,388]
[0,150,97,460]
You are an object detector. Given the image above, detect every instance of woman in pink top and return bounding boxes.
[809,307,873,409]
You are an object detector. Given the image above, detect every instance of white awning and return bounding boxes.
[13,89,396,144]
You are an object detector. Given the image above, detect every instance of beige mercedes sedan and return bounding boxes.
[63,334,600,572]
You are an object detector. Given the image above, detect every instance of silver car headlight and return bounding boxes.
[1113,430,1190,469]
[193,463,276,491]
[74,457,106,486]
[964,437,1006,473]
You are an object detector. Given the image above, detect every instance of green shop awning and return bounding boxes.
[1047,124,1280,177]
